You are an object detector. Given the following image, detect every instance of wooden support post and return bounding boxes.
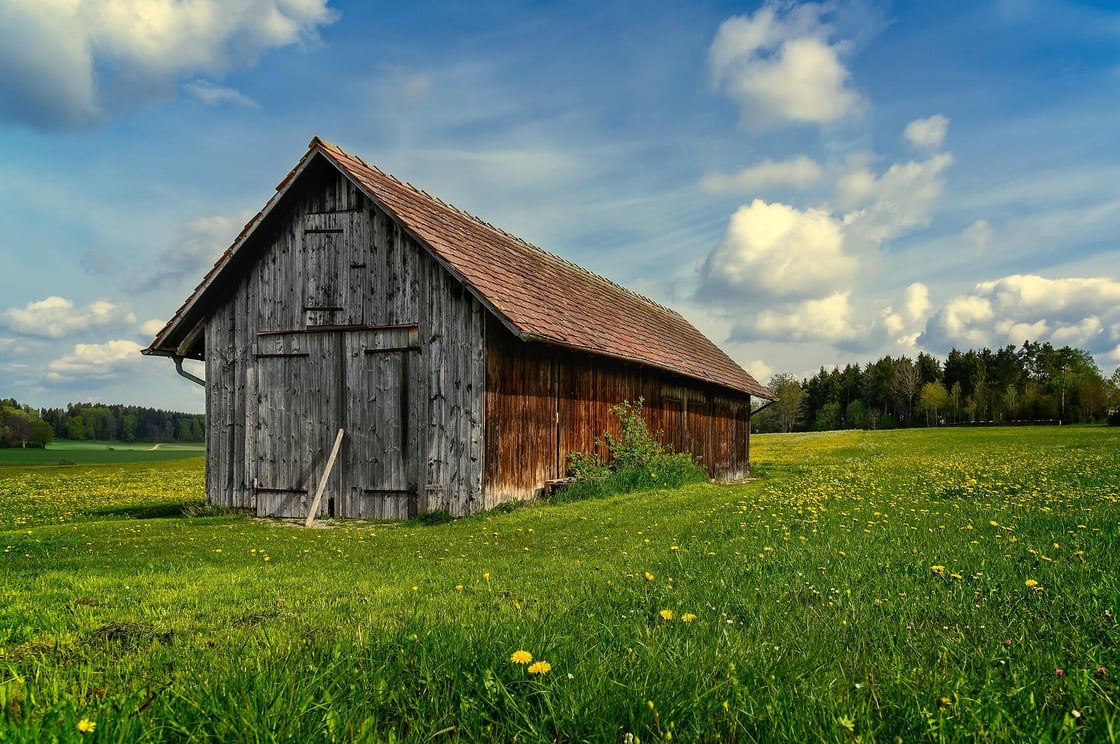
[305,429,345,527]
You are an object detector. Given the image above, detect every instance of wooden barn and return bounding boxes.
[144,137,775,519]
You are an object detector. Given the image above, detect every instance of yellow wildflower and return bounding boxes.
[77,719,96,734]
[681,613,697,622]
[930,565,945,575]
[644,572,655,582]
[659,609,674,621]
[1025,579,1039,587]
[527,660,551,675]
[510,650,532,664]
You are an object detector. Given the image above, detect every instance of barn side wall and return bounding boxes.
[204,163,485,517]
[484,317,752,504]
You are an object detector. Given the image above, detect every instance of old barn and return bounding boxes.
[145,138,774,519]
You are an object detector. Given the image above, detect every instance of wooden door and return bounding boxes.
[252,332,338,518]
[338,326,420,519]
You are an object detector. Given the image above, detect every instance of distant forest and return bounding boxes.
[755,340,1120,433]
[0,399,205,448]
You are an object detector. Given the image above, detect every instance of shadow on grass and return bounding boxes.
[89,502,198,520]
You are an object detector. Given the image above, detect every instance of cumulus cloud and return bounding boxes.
[46,339,145,382]
[697,199,854,302]
[699,155,824,195]
[183,79,257,107]
[1,297,136,339]
[881,282,933,338]
[903,114,949,150]
[134,213,244,292]
[0,0,336,130]
[140,319,168,338]
[734,292,859,343]
[709,2,863,129]
[920,275,1120,354]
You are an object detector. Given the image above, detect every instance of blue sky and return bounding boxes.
[2,0,1119,412]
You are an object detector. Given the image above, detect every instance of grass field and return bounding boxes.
[0,440,205,467]
[1,427,1117,742]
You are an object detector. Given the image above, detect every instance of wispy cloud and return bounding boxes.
[184,80,257,108]
[700,155,824,195]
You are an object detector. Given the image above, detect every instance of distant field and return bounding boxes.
[0,439,204,466]
[0,426,1117,742]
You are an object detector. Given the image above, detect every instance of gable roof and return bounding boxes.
[146,137,774,400]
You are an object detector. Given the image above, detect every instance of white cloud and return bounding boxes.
[962,219,994,255]
[741,292,859,342]
[921,275,1120,355]
[709,3,863,129]
[698,199,854,302]
[46,339,145,382]
[140,319,167,338]
[881,282,933,341]
[699,155,823,194]
[1,297,136,339]
[0,0,336,129]
[184,80,257,107]
[837,153,954,246]
[904,114,949,150]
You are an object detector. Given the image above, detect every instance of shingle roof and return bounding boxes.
[147,137,774,400]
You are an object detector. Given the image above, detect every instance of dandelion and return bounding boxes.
[483,572,490,581]
[644,572,655,582]
[938,696,952,707]
[930,565,945,575]
[681,613,697,622]
[659,609,674,621]
[670,545,679,551]
[510,650,532,664]
[1024,579,1039,587]
[455,585,463,591]
[527,660,551,675]
[77,719,96,734]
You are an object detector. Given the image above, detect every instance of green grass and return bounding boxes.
[1,427,1118,742]
[0,440,205,466]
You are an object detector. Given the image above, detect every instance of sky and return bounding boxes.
[1,0,1119,413]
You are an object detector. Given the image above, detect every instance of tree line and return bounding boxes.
[755,341,1120,433]
[0,398,205,448]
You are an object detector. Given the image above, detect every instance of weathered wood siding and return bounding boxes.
[205,162,485,518]
[484,317,753,503]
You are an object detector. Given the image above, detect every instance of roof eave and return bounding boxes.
[144,142,330,357]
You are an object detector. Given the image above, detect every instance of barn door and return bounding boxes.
[338,326,420,519]
[252,332,338,518]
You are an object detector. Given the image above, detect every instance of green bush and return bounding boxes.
[558,397,707,502]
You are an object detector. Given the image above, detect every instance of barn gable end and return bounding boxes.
[198,162,485,518]
[147,138,773,518]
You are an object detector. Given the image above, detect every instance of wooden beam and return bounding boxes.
[304,429,345,527]
[176,320,205,358]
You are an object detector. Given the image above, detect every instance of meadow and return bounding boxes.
[0,441,205,467]
[0,426,1117,742]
